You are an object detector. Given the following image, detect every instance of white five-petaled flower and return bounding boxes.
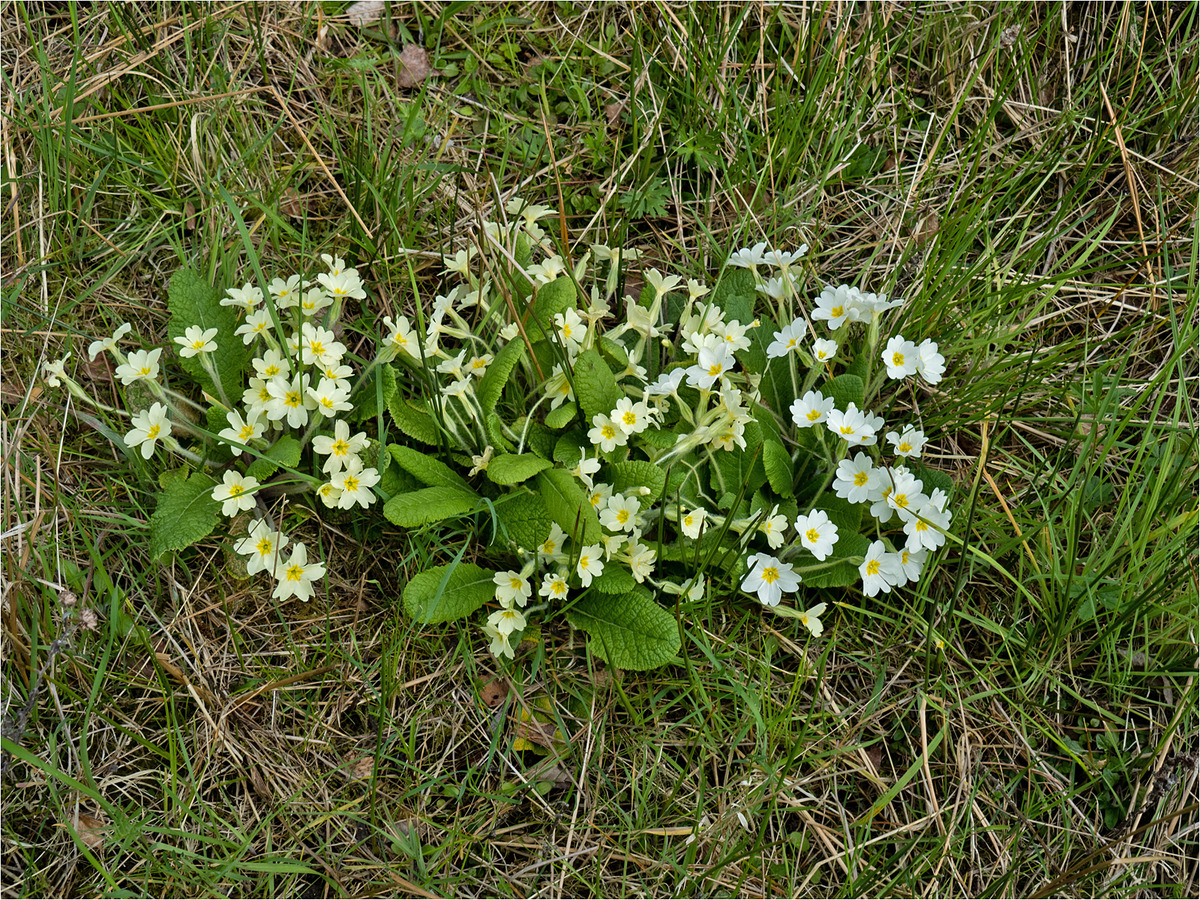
[331,455,380,509]
[917,339,946,384]
[825,402,878,446]
[794,509,839,560]
[904,489,952,553]
[686,342,735,390]
[741,552,801,607]
[115,348,162,385]
[790,390,835,428]
[611,397,653,436]
[488,606,527,638]
[810,284,858,330]
[381,315,420,362]
[766,316,808,359]
[483,622,515,659]
[264,373,315,428]
[759,511,790,549]
[576,544,605,587]
[218,409,265,454]
[311,419,369,474]
[644,267,683,299]
[252,349,290,379]
[882,335,920,379]
[539,522,569,563]
[833,452,883,504]
[175,325,218,358]
[679,507,706,539]
[42,354,71,386]
[886,425,927,458]
[307,377,353,418]
[124,402,172,458]
[267,276,302,307]
[317,267,366,300]
[301,322,344,368]
[539,571,570,601]
[588,412,628,453]
[859,540,903,597]
[212,469,261,517]
[625,541,656,583]
[221,283,264,309]
[572,456,602,490]
[812,338,838,362]
[600,493,640,533]
[88,323,132,361]
[494,570,532,608]
[235,308,273,345]
[727,241,768,268]
[553,308,585,355]
[798,602,827,637]
[272,542,326,602]
[234,518,289,577]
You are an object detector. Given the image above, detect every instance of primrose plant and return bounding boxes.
[43,198,954,671]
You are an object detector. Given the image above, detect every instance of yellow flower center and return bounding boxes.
[853,472,868,486]
[579,555,590,568]
[806,528,820,543]
[285,391,301,408]
[138,365,151,376]
[623,411,637,426]
[892,352,905,366]
[761,567,779,584]
[866,560,880,575]
[310,340,325,356]
[707,363,723,377]
[332,439,349,456]
[894,494,909,508]
[285,564,303,582]
[807,409,821,422]
[509,577,523,590]
[239,425,256,440]
[228,484,244,498]
[601,424,616,440]
[343,475,360,492]
[147,424,161,440]
[616,510,630,525]
[840,425,854,435]
[831,305,844,317]
[255,537,273,556]
[899,442,912,453]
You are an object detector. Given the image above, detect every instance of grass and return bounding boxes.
[2,1,1197,897]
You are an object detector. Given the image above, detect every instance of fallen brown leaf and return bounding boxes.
[396,44,438,89]
[481,678,510,708]
[345,0,385,27]
[74,812,108,850]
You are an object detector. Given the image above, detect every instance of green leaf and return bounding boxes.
[245,435,302,482]
[566,587,680,670]
[638,425,682,450]
[802,533,869,588]
[495,491,553,551]
[553,432,586,469]
[824,374,866,411]
[712,420,766,496]
[388,395,440,445]
[712,268,757,325]
[383,486,477,527]
[531,276,577,332]
[610,460,667,498]
[535,468,602,545]
[487,453,552,485]
[906,462,955,496]
[526,422,557,460]
[813,494,863,536]
[762,437,794,497]
[589,565,637,594]
[354,361,398,423]
[389,445,471,490]
[572,348,621,422]
[544,402,577,430]
[166,267,248,402]
[403,562,496,624]
[478,338,526,418]
[148,472,220,560]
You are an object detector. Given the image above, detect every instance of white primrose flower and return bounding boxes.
[299,286,332,316]
[882,335,920,379]
[175,325,218,358]
[545,364,575,410]
[311,419,369,474]
[381,315,420,362]
[330,455,380,509]
[623,296,662,339]
[572,456,602,490]
[265,373,316,428]
[766,316,808,359]
[825,402,878,446]
[467,354,492,378]
[897,547,928,583]
[679,507,707,539]
[87,322,132,360]
[539,571,570,601]
[219,409,265,454]
[833,452,884,504]
[812,338,838,362]
[115,348,162,385]
[442,248,476,276]
[917,339,946,384]
[494,570,532,608]
[576,544,605,587]
[234,518,289,577]
[588,483,613,512]
[644,267,683,299]
[680,305,725,354]
[859,540,903,597]
[601,532,626,560]
[798,602,827,638]
[794,509,839,561]
[759,510,790,550]
[498,322,521,342]
[318,267,366,300]
[235,308,273,345]
[645,368,686,397]
[588,412,629,453]
[810,284,859,330]
[686,340,735,390]
[625,541,656,583]
[315,480,343,509]
[886,425,927,458]
[763,246,808,268]
[714,319,753,354]
[42,354,71,386]
[758,275,790,301]
[308,377,353,418]
[272,542,326,602]
[727,241,768,268]
[252,349,290,380]
[483,622,515,659]
[600,493,641,533]
[686,279,710,300]
[301,322,344,368]
[790,390,835,428]
[212,469,260,517]
[267,276,302,307]
[124,402,172,458]
[242,377,274,417]
[612,397,653,436]
[437,350,467,380]
[904,489,952,553]
[527,255,566,284]
[741,552,801,607]
[884,468,928,524]
[221,283,263,309]
[539,522,569,564]
[488,605,528,636]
